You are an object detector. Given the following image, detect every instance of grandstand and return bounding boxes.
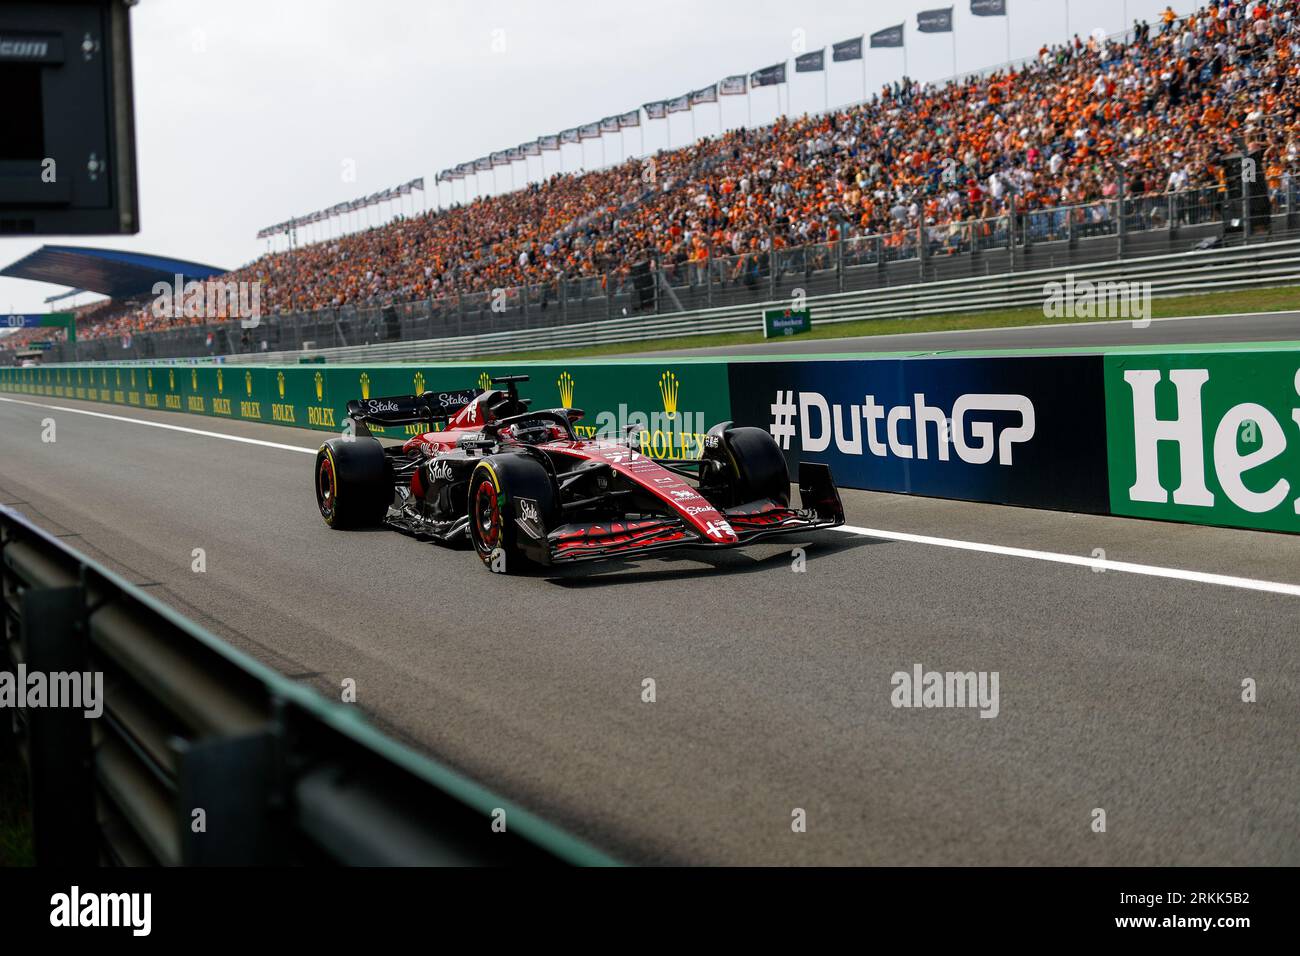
[3,0,1297,364]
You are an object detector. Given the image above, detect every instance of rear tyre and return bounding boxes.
[720,426,790,506]
[468,455,558,573]
[315,437,392,529]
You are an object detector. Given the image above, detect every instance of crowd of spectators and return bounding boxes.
[7,0,1297,350]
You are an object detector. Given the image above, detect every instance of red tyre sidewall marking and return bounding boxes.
[475,479,500,552]
[319,453,337,522]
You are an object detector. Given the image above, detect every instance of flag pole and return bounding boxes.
[1007,1,1012,64]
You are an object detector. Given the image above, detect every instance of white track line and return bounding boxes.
[0,396,316,455]
[4,395,1297,597]
[833,525,1300,597]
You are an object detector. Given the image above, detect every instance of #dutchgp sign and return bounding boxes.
[763,307,812,339]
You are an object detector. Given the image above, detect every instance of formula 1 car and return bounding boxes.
[314,375,843,572]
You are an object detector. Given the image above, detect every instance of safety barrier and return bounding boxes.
[2,345,1298,536]
[0,504,618,865]
[0,360,734,459]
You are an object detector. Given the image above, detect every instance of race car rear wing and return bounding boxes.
[346,388,479,434]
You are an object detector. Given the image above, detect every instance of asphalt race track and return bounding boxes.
[637,309,1300,357]
[1,394,1297,865]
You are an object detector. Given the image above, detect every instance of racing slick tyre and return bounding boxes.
[315,437,392,529]
[467,455,558,573]
[721,426,790,507]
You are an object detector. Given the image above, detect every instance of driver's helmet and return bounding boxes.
[502,420,566,445]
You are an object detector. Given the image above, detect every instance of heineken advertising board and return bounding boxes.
[763,307,812,338]
[1104,350,1300,534]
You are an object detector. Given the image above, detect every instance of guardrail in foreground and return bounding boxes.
[0,505,618,866]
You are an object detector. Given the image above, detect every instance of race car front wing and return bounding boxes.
[545,462,844,564]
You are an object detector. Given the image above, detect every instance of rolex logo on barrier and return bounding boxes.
[188,367,206,411]
[308,371,333,427]
[659,370,680,419]
[217,368,224,394]
[272,369,294,424]
[558,371,575,408]
[478,371,492,392]
[240,367,261,420]
[360,372,370,399]
[414,371,425,394]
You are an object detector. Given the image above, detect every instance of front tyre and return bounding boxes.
[315,437,392,529]
[707,425,790,507]
[468,455,558,573]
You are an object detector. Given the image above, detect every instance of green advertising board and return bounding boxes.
[0,359,732,461]
[762,307,812,339]
[1105,350,1300,534]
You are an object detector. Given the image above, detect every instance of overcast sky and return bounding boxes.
[1,0,1180,315]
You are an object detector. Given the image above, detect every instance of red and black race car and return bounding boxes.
[314,374,843,572]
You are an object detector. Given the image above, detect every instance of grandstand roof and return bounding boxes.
[0,245,229,301]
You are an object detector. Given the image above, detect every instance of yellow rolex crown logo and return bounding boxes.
[115,369,121,386]
[478,371,492,392]
[314,371,323,401]
[169,369,175,389]
[659,370,680,418]
[360,372,370,399]
[191,369,197,390]
[245,370,253,396]
[277,371,285,398]
[147,370,153,389]
[413,372,425,394]
[558,371,575,408]
[217,369,224,393]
